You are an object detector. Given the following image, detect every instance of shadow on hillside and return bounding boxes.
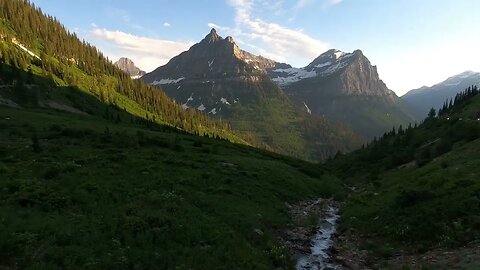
[0,62,184,134]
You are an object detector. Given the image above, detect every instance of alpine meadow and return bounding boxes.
[1,0,479,269]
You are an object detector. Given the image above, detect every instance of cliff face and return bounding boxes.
[114,57,146,78]
[338,51,395,98]
[269,49,414,138]
[141,29,362,160]
[142,29,276,83]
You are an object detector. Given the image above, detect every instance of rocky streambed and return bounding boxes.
[282,199,341,270]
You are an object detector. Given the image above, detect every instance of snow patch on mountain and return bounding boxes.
[197,104,206,111]
[315,62,332,69]
[208,58,215,67]
[320,61,350,76]
[151,78,185,85]
[270,51,356,86]
[208,108,217,115]
[303,102,312,114]
[271,68,317,86]
[334,51,345,59]
[220,98,231,105]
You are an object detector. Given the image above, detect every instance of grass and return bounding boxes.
[341,138,480,249]
[323,94,480,267]
[0,105,343,269]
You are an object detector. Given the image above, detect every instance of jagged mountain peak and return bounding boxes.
[116,57,135,65]
[269,49,365,86]
[225,36,235,44]
[305,49,362,71]
[143,29,279,85]
[114,57,146,78]
[202,28,222,44]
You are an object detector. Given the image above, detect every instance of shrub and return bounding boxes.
[193,139,203,148]
[415,147,432,167]
[0,162,8,174]
[43,167,60,179]
[394,189,435,208]
[434,138,453,156]
[172,136,184,152]
[31,133,42,153]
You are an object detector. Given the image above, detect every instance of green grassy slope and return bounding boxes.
[326,90,480,261]
[0,104,344,269]
[158,71,363,161]
[0,0,238,142]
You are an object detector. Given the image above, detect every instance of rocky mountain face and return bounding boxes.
[402,71,480,119]
[268,49,414,138]
[114,57,146,79]
[143,29,362,160]
[142,29,283,115]
[143,28,276,82]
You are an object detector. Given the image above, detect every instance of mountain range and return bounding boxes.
[402,70,480,118]
[142,28,415,157]
[143,29,363,160]
[1,1,480,269]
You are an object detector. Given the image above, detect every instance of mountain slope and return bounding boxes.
[402,70,480,119]
[0,0,237,141]
[114,57,146,79]
[0,2,349,268]
[143,29,362,160]
[269,49,415,138]
[327,87,480,267]
[0,97,348,269]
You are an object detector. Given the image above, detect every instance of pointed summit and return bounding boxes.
[203,28,221,43]
[114,57,146,78]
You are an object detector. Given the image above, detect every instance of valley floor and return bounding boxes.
[334,230,480,270]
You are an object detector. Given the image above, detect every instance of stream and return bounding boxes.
[296,204,340,270]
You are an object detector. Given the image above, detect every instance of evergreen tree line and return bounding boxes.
[438,85,479,116]
[329,87,480,178]
[373,85,479,145]
[0,0,233,140]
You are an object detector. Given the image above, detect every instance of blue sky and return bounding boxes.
[31,0,480,95]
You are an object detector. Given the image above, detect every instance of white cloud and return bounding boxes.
[163,22,171,27]
[226,0,330,66]
[89,27,193,72]
[327,0,343,6]
[207,22,231,32]
[296,0,343,9]
[295,0,314,9]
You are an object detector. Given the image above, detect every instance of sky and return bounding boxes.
[31,0,480,95]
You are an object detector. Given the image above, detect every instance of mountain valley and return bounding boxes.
[143,29,362,160]
[0,1,479,269]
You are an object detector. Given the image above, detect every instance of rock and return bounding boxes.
[114,57,146,78]
[254,228,263,236]
[285,202,292,209]
[220,162,238,168]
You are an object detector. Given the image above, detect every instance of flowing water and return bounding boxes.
[296,204,340,270]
